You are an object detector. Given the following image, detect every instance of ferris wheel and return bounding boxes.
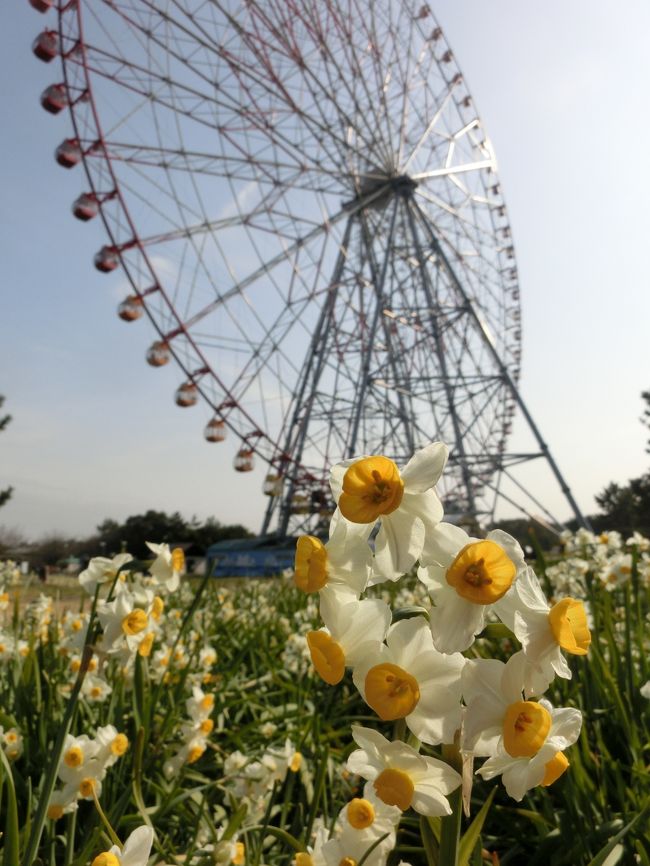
[28,0,587,534]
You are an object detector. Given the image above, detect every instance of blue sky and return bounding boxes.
[2,2,650,539]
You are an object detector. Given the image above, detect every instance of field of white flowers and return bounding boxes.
[0,443,648,866]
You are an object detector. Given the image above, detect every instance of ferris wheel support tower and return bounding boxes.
[261,177,589,536]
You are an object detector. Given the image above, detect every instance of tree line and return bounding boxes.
[0,511,252,567]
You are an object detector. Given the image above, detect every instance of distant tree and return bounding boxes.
[642,390,650,454]
[95,510,189,559]
[0,396,13,509]
[30,534,77,567]
[593,474,650,538]
[591,390,650,535]
[93,511,253,559]
[0,526,27,557]
[188,516,253,549]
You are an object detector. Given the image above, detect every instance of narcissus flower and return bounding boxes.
[418,523,525,653]
[97,590,150,655]
[352,617,464,744]
[294,518,371,602]
[320,824,395,866]
[493,567,591,694]
[78,553,133,596]
[95,725,129,768]
[46,789,78,821]
[58,734,99,784]
[461,652,530,756]
[337,782,401,836]
[330,442,448,581]
[347,726,461,817]
[306,594,391,686]
[146,541,185,592]
[91,825,154,866]
[477,700,582,801]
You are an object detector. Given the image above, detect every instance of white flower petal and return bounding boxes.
[121,826,155,866]
[373,511,425,581]
[420,522,471,568]
[400,442,449,493]
[329,458,359,504]
[500,652,527,703]
[429,589,485,654]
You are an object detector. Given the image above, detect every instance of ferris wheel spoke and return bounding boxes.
[95,141,346,189]
[414,186,501,255]
[91,5,362,180]
[239,1,366,156]
[411,159,494,181]
[167,0,377,173]
[402,86,461,174]
[165,183,390,334]
[348,0,400,168]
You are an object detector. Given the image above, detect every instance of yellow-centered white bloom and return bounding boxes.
[352,617,464,745]
[0,629,15,661]
[330,442,448,582]
[95,725,129,768]
[336,781,401,837]
[82,674,113,703]
[460,651,579,773]
[2,727,24,761]
[461,653,528,756]
[477,700,582,801]
[260,738,304,784]
[46,789,78,822]
[347,725,461,817]
[97,590,150,655]
[294,518,372,603]
[306,594,391,686]
[493,567,591,694]
[78,553,133,596]
[320,823,395,866]
[146,541,185,592]
[163,735,208,777]
[418,523,525,653]
[58,734,100,784]
[91,825,154,866]
[186,686,215,722]
[208,826,246,866]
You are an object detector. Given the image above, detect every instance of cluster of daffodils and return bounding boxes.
[221,738,305,823]
[47,725,130,820]
[293,442,590,864]
[0,627,28,662]
[78,543,184,668]
[552,528,650,595]
[27,593,55,641]
[163,685,215,777]
[0,559,21,586]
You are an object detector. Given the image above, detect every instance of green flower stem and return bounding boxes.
[393,717,407,742]
[438,741,463,866]
[91,786,123,849]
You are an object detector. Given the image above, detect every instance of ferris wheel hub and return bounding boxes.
[344,173,418,212]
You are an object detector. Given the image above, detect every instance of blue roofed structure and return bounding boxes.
[205,535,297,578]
